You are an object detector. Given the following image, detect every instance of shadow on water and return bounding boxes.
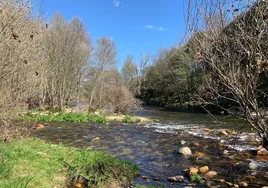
[30,107,268,187]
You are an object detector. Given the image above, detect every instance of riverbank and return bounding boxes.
[0,138,139,187]
[22,111,154,124]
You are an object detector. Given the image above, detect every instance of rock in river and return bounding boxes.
[239,181,248,187]
[91,137,101,142]
[167,176,184,182]
[220,130,228,136]
[35,123,45,129]
[199,166,209,173]
[186,167,199,176]
[257,146,268,156]
[179,147,192,156]
[205,171,217,179]
[141,176,150,179]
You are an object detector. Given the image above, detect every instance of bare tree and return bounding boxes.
[187,0,268,148]
[122,55,138,86]
[87,37,117,108]
[137,53,151,96]
[0,0,44,111]
[43,14,91,109]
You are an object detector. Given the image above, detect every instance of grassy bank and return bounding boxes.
[0,138,139,188]
[23,112,153,123]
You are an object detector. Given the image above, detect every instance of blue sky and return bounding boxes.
[40,0,186,67]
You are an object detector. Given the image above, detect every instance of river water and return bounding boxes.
[31,107,268,187]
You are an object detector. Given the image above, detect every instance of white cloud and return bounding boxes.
[113,0,120,7]
[145,24,165,31]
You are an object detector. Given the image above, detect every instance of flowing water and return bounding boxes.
[30,107,268,187]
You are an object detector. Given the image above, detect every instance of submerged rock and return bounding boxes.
[35,123,45,129]
[220,130,228,136]
[214,179,225,183]
[179,147,192,156]
[193,141,200,147]
[167,176,184,182]
[257,146,268,156]
[141,176,149,179]
[181,140,186,145]
[186,167,199,176]
[203,128,212,132]
[223,150,229,155]
[239,181,248,187]
[205,171,217,179]
[199,166,209,173]
[91,137,101,142]
[195,152,205,158]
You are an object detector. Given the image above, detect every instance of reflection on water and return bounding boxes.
[31,108,268,187]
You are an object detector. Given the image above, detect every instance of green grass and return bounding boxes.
[0,138,139,188]
[135,186,165,188]
[23,113,107,123]
[23,112,152,123]
[190,174,202,183]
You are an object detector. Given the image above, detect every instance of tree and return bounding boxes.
[43,13,91,108]
[122,55,137,86]
[137,53,151,96]
[0,0,44,110]
[87,37,117,108]
[187,0,268,148]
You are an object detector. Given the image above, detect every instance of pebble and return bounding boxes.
[203,128,212,132]
[181,140,186,145]
[179,147,192,156]
[141,176,149,179]
[239,181,248,187]
[226,182,233,186]
[193,141,200,147]
[91,137,101,142]
[205,171,217,178]
[167,176,184,182]
[199,166,209,173]
[195,152,205,157]
[35,123,45,129]
[257,146,268,156]
[214,179,225,183]
[187,167,199,175]
[221,130,228,136]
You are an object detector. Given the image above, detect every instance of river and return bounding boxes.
[31,107,268,187]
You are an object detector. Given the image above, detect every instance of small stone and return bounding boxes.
[181,140,186,145]
[167,176,184,182]
[234,184,239,187]
[214,179,225,183]
[91,137,101,142]
[223,150,229,155]
[239,181,248,187]
[257,147,268,156]
[153,177,160,181]
[193,141,200,147]
[141,176,149,179]
[226,182,233,186]
[36,123,45,129]
[187,167,199,175]
[199,166,209,173]
[203,128,212,132]
[205,171,217,179]
[221,130,228,136]
[195,152,205,157]
[179,147,192,156]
